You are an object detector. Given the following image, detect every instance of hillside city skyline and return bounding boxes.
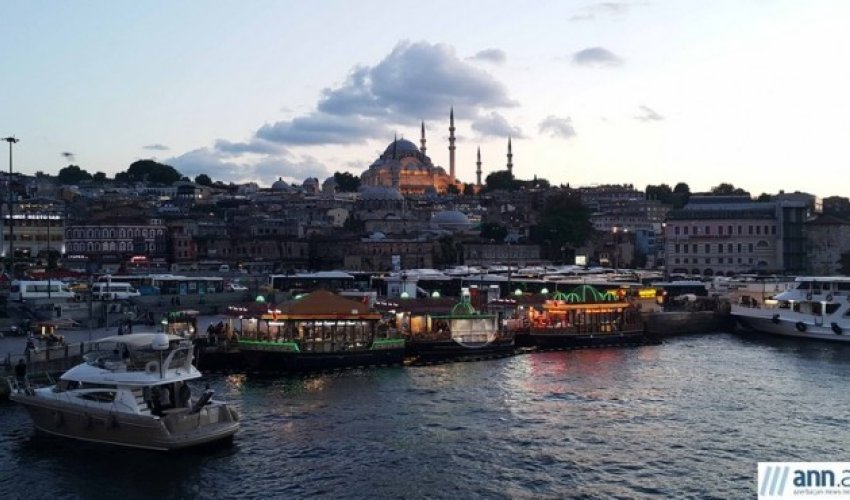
[3,1,848,197]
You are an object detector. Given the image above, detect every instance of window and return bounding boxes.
[738,225,742,235]
[728,225,733,235]
[718,244,723,253]
[772,226,776,235]
[728,243,733,253]
[757,240,769,248]
[675,244,680,253]
[718,226,723,236]
[748,226,753,235]
[738,243,742,253]
[748,244,754,253]
[692,244,697,253]
[705,225,710,235]
[756,226,761,235]
[684,245,689,254]
[684,227,689,235]
[675,226,680,235]
[705,244,711,253]
[705,258,711,264]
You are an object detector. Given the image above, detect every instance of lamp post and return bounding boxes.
[3,137,19,276]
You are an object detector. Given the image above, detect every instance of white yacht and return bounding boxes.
[732,277,850,341]
[8,333,239,451]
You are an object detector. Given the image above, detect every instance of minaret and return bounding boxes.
[506,136,513,174]
[476,147,482,187]
[420,121,427,155]
[392,133,398,159]
[448,107,456,180]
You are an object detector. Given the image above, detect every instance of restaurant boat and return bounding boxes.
[8,333,240,451]
[396,296,515,362]
[508,285,649,349]
[236,290,406,372]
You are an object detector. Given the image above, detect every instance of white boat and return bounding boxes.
[732,277,850,341]
[8,333,239,451]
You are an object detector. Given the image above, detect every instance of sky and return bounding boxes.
[2,0,849,197]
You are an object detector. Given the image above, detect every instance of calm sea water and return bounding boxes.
[2,332,849,499]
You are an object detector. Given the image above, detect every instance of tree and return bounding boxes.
[115,159,183,184]
[711,183,750,196]
[446,184,460,195]
[333,171,361,192]
[463,183,475,196]
[672,182,691,208]
[485,170,517,191]
[531,191,593,262]
[92,172,107,183]
[756,193,772,202]
[194,174,213,186]
[57,165,92,184]
[480,222,508,243]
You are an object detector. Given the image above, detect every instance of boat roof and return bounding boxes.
[95,333,185,349]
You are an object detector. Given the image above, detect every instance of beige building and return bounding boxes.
[1,198,65,260]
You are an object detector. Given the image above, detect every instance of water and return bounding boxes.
[2,331,850,499]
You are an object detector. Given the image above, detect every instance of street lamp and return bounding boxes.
[3,137,19,276]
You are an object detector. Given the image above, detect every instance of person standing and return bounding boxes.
[14,359,27,393]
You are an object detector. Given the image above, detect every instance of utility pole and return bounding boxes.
[3,137,19,276]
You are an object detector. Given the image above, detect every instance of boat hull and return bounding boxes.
[405,336,516,361]
[523,327,652,350]
[734,309,850,342]
[9,395,239,451]
[239,346,406,372]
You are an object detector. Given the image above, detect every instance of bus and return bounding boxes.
[9,280,76,301]
[97,274,224,296]
[91,282,141,301]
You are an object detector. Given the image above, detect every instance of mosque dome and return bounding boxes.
[359,186,405,201]
[383,138,420,156]
[271,177,291,191]
[431,210,471,230]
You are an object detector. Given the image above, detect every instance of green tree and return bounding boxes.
[446,184,460,195]
[115,159,183,184]
[57,165,92,184]
[333,171,361,192]
[194,174,213,186]
[463,183,475,196]
[757,193,772,202]
[531,191,593,263]
[485,170,517,191]
[480,222,508,243]
[711,183,750,196]
[672,182,691,208]
[92,172,107,183]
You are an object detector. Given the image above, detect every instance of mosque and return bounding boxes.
[359,109,515,195]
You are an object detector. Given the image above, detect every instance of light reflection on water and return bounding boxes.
[1,332,849,498]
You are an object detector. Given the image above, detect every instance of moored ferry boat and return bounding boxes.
[507,285,648,349]
[8,333,240,451]
[391,297,515,362]
[236,290,406,372]
[732,276,850,341]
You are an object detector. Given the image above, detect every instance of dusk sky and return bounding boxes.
[2,1,849,196]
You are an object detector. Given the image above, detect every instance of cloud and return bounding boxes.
[468,48,507,65]
[142,144,169,151]
[539,116,577,139]
[634,105,664,122]
[570,2,634,21]
[316,41,516,120]
[572,47,624,67]
[214,139,287,156]
[256,113,389,145]
[167,148,330,186]
[471,112,524,138]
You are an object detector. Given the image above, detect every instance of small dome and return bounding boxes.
[383,138,419,156]
[431,210,471,228]
[271,177,291,191]
[359,186,404,201]
[303,177,319,187]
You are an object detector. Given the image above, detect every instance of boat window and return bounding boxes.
[837,283,850,291]
[796,282,811,290]
[79,391,117,403]
[826,304,841,315]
